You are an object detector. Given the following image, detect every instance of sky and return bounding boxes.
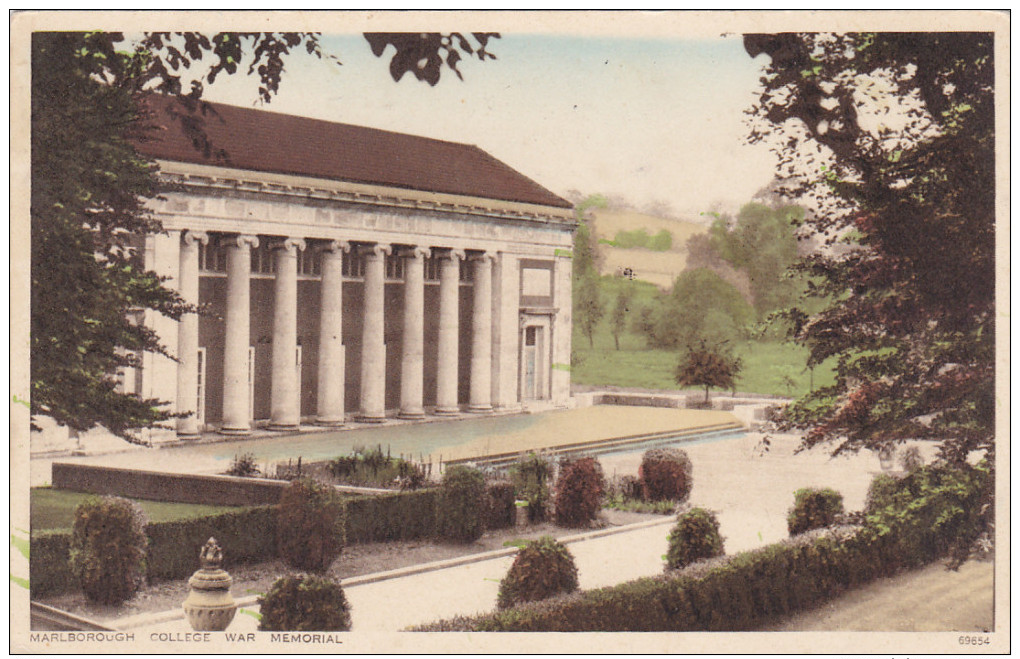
[199,33,778,222]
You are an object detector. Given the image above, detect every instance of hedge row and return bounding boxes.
[413,462,990,632]
[32,481,514,596]
[413,525,920,632]
[30,505,278,597]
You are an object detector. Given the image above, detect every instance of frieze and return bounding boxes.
[151,189,573,252]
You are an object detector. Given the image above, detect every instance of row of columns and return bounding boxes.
[175,232,496,436]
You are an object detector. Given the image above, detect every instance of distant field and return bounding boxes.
[31,488,241,531]
[588,208,707,289]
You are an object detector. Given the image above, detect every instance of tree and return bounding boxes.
[608,279,634,351]
[642,268,753,350]
[674,341,743,404]
[574,274,605,349]
[31,31,498,442]
[707,202,804,318]
[744,32,994,464]
[572,194,608,279]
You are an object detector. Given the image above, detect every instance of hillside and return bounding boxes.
[587,208,707,289]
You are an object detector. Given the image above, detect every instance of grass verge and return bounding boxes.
[30,487,242,531]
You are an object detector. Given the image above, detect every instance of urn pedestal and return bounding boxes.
[182,538,237,631]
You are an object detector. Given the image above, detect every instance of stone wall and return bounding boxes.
[50,463,288,506]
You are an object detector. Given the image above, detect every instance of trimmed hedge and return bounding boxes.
[32,482,514,596]
[31,505,278,596]
[344,489,439,544]
[411,461,991,632]
[146,506,277,581]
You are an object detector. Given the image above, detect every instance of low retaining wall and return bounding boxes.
[51,463,288,506]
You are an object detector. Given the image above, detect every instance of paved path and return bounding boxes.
[130,518,677,633]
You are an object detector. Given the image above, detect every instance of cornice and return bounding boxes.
[156,160,577,228]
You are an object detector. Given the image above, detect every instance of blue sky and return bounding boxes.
[200,33,777,220]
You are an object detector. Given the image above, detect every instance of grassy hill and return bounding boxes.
[587,208,707,289]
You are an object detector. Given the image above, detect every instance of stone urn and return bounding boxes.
[182,537,237,631]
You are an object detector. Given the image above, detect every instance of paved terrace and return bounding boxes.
[30,406,741,487]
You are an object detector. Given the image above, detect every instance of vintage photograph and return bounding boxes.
[10,10,1009,654]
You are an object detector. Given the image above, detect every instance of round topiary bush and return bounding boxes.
[497,535,579,609]
[69,496,148,604]
[553,456,605,528]
[276,478,346,572]
[258,574,352,631]
[639,447,693,502]
[864,473,901,514]
[787,487,844,536]
[437,465,486,543]
[665,507,724,569]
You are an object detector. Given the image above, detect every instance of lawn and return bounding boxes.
[572,313,835,398]
[30,488,243,532]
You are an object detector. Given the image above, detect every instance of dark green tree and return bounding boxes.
[707,202,804,318]
[574,273,605,349]
[745,32,994,464]
[608,278,634,351]
[644,268,753,349]
[31,31,497,442]
[571,194,608,280]
[674,341,743,404]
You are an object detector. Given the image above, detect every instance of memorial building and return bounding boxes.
[130,96,575,439]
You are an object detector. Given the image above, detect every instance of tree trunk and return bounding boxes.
[614,334,620,351]
[589,333,594,348]
[704,386,710,404]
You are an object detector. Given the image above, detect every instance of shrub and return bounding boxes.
[553,457,605,528]
[863,461,992,568]
[787,488,844,536]
[509,452,552,522]
[276,479,346,572]
[666,507,724,569]
[226,452,260,477]
[437,466,486,543]
[639,447,693,502]
[899,446,924,472]
[497,536,579,609]
[483,480,516,530]
[68,496,148,604]
[864,473,900,513]
[258,574,352,631]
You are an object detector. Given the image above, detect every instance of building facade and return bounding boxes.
[129,97,575,439]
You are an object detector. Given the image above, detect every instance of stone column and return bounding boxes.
[269,237,306,430]
[357,243,390,422]
[316,240,349,426]
[176,230,208,437]
[399,246,430,419]
[221,234,258,435]
[469,252,494,413]
[435,249,465,416]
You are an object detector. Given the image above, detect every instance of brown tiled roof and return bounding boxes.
[136,95,572,209]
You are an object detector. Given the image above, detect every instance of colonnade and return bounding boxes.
[175,232,496,436]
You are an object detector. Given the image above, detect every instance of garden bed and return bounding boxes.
[33,508,655,625]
